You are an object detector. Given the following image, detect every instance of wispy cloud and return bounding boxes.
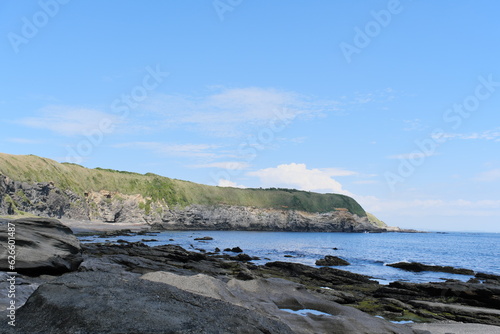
[475,168,500,182]
[6,137,47,144]
[140,87,333,137]
[190,161,250,170]
[353,180,379,185]
[387,152,437,160]
[432,129,500,142]
[114,142,222,159]
[359,196,500,217]
[403,118,427,131]
[345,88,397,106]
[17,105,121,137]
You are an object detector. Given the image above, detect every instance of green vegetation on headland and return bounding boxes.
[0,153,367,216]
[366,212,387,228]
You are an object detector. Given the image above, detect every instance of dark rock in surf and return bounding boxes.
[194,236,213,241]
[387,262,474,275]
[316,255,350,266]
[224,247,243,253]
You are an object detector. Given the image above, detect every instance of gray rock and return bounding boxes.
[142,271,418,334]
[2,271,294,334]
[316,255,350,266]
[265,261,377,285]
[0,217,83,276]
[410,322,500,334]
[409,300,500,326]
[387,261,475,275]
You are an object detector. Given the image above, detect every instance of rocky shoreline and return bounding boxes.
[1,217,499,333]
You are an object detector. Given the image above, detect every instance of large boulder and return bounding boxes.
[0,217,83,275]
[2,271,294,334]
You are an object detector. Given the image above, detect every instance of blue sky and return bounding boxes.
[1,0,500,232]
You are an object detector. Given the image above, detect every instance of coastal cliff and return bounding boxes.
[0,153,390,232]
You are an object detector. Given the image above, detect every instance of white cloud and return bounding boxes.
[217,179,247,188]
[114,142,221,159]
[475,168,500,182]
[191,161,250,170]
[18,105,121,136]
[247,163,353,196]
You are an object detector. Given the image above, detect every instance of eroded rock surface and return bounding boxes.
[0,217,82,276]
[142,271,417,334]
[2,271,294,334]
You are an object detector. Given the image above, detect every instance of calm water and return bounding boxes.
[80,231,500,284]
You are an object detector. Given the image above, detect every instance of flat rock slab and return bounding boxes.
[0,218,83,275]
[410,300,500,317]
[410,322,500,334]
[142,271,418,334]
[2,271,293,334]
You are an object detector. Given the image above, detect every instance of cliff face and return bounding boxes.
[158,205,380,232]
[0,175,385,232]
[0,175,162,224]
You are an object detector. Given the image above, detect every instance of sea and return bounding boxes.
[80,231,500,284]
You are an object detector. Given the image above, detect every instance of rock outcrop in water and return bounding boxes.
[387,261,475,275]
[0,174,389,232]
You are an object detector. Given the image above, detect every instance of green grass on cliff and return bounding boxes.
[366,212,387,228]
[0,153,366,216]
